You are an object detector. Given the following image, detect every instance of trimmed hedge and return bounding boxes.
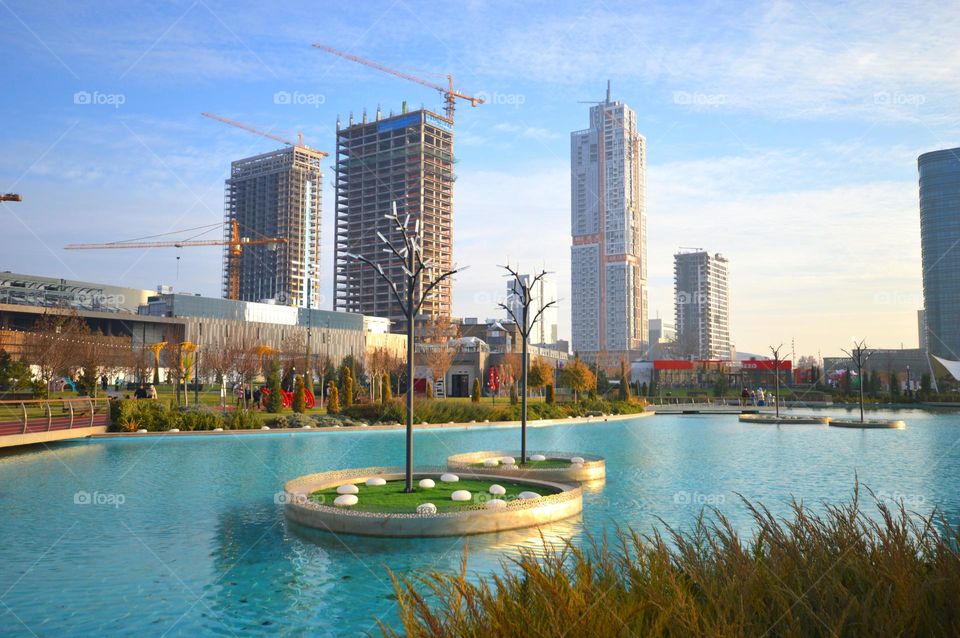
[340,398,647,425]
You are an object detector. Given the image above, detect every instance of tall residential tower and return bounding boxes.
[570,83,648,362]
[333,108,454,330]
[918,147,960,361]
[223,146,323,307]
[673,250,731,360]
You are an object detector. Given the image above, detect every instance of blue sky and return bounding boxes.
[2,0,958,356]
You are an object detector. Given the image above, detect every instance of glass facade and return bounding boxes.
[919,147,960,360]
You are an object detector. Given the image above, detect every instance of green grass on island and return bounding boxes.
[310,478,561,513]
[470,457,577,469]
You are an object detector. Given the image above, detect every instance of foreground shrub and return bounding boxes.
[224,409,259,430]
[385,488,960,637]
[176,406,223,431]
[271,413,314,429]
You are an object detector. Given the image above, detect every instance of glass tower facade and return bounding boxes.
[919,147,960,360]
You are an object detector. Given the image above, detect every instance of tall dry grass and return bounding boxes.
[382,487,960,637]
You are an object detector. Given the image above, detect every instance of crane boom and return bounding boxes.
[64,220,288,301]
[312,43,483,120]
[201,112,328,157]
[1,193,22,202]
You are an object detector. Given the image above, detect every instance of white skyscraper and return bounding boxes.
[505,273,559,346]
[570,83,647,359]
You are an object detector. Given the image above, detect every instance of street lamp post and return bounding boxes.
[344,202,464,492]
[498,267,555,465]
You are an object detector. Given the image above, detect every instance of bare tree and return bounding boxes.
[841,339,873,423]
[23,312,88,397]
[344,201,465,492]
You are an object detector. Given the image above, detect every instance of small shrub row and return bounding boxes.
[340,398,647,425]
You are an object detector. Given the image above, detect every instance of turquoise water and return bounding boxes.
[2,409,959,637]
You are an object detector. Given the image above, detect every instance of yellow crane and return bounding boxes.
[201,112,328,157]
[312,43,484,121]
[64,220,287,301]
[1,193,22,202]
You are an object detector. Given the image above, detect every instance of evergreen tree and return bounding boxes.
[618,361,630,401]
[341,366,354,407]
[509,383,518,405]
[292,375,306,413]
[471,378,481,403]
[303,371,314,398]
[545,383,555,404]
[265,358,283,413]
[383,372,393,402]
[641,381,648,396]
[326,380,340,414]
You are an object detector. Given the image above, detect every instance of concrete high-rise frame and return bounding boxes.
[570,84,648,363]
[223,146,323,308]
[333,108,454,331]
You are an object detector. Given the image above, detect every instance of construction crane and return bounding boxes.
[312,43,483,121]
[64,220,287,300]
[1,193,22,202]
[201,112,328,157]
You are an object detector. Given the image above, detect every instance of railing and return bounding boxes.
[0,397,112,437]
[646,396,750,407]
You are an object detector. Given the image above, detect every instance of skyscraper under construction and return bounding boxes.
[223,146,324,308]
[333,107,454,330]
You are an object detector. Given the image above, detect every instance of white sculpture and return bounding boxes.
[333,494,358,507]
[518,491,541,499]
[440,473,459,483]
[337,484,360,495]
[530,454,547,462]
[261,425,271,430]
[485,498,507,509]
[483,459,499,467]
[416,502,437,515]
[450,490,471,501]
[365,477,387,486]
[418,478,436,489]
[168,428,180,433]
[500,456,516,465]
[488,484,506,496]
[570,456,585,464]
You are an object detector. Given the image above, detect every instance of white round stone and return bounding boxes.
[418,478,436,489]
[213,427,223,432]
[416,502,437,515]
[483,459,499,467]
[483,419,490,423]
[365,477,387,487]
[450,490,471,502]
[333,494,358,507]
[302,425,311,429]
[488,484,506,496]
[485,498,507,509]
[261,425,270,430]
[570,456,585,464]
[440,473,459,483]
[518,491,541,500]
[500,456,516,465]
[336,484,359,495]
[530,454,547,462]
[168,428,180,433]
[420,421,428,425]
[571,463,584,469]
[137,428,148,433]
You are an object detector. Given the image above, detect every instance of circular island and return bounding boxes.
[283,467,582,537]
[829,419,906,429]
[446,450,606,482]
[739,414,831,425]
